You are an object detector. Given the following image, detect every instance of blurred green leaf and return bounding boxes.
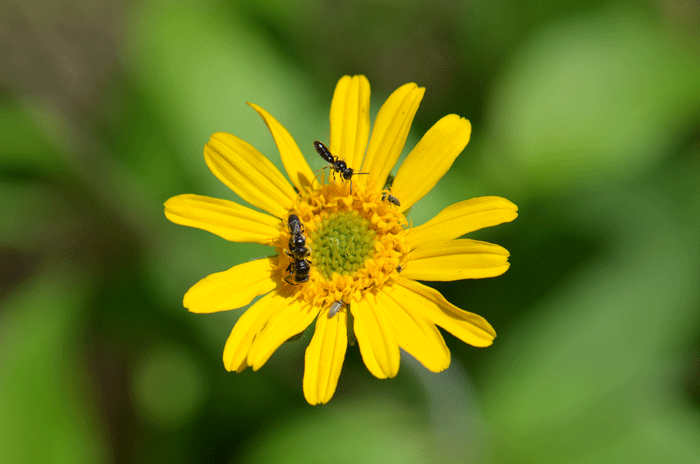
[0,181,63,249]
[131,344,207,428]
[486,7,700,194]
[575,388,700,464]
[481,185,700,463]
[0,270,108,463]
[0,103,61,169]
[241,397,435,464]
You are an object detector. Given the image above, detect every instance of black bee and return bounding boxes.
[286,214,310,260]
[285,214,311,284]
[382,192,401,207]
[313,141,368,189]
[285,258,310,285]
[287,234,309,260]
[287,214,304,236]
[328,300,345,318]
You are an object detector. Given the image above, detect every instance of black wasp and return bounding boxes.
[313,141,368,190]
[285,214,311,284]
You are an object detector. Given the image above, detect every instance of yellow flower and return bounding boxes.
[164,75,518,405]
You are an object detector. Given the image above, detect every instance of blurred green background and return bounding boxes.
[2,0,700,462]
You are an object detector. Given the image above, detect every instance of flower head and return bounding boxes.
[164,75,518,405]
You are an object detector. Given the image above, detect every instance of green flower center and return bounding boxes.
[310,211,377,279]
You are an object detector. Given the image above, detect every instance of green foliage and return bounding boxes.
[0,271,108,463]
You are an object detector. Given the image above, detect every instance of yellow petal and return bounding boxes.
[247,300,319,370]
[183,258,277,313]
[391,115,471,211]
[375,291,450,372]
[402,239,511,281]
[408,196,518,249]
[303,308,348,405]
[392,279,496,347]
[247,102,317,192]
[329,75,371,171]
[351,294,400,379]
[164,194,280,245]
[359,83,425,189]
[222,291,286,372]
[204,132,297,218]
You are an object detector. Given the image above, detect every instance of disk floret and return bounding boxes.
[312,211,376,278]
[276,182,410,307]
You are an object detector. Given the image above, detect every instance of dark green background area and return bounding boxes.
[2,0,700,462]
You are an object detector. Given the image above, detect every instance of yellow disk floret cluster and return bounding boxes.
[273,180,409,308]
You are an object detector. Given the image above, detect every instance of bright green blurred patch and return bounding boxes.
[241,397,435,464]
[131,344,207,428]
[481,184,700,463]
[0,270,108,464]
[487,6,700,193]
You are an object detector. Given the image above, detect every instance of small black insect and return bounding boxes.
[286,214,310,260]
[287,234,309,258]
[285,214,311,283]
[382,192,401,207]
[285,258,311,285]
[287,214,304,236]
[396,264,403,273]
[328,300,345,318]
[313,141,368,189]
[286,240,310,261]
